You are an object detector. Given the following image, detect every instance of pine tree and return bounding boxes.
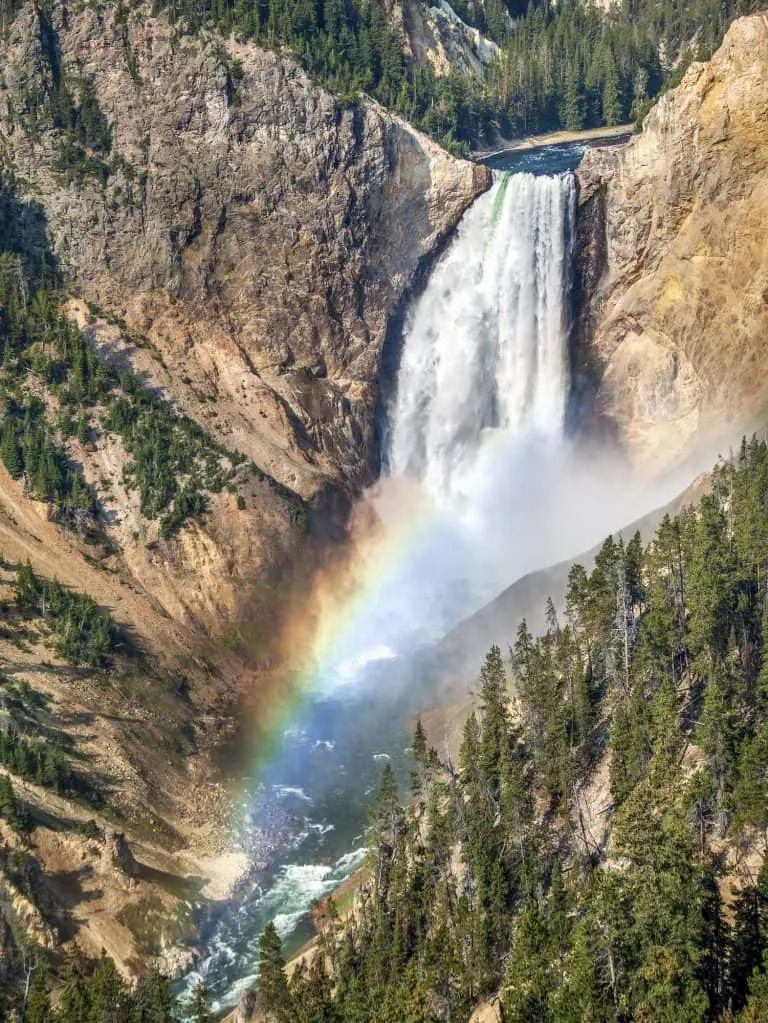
[729,855,768,1011]
[478,645,509,797]
[187,980,213,1023]
[1,417,22,478]
[411,717,428,797]
[600,46,623,124]
[16,559,38,613]
[87,956,127,1021]
[739,952,768,1021]
[413,718,427,764]
[733,723,768,831]
[258,923,292,1022]
[0,773,26,831]
[560,58,585,130]
[502,904,551,1022]
[57,948,91,1023]
[25,966,51,1023]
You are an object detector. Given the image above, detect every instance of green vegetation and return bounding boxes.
[485,0,763,135]
[103,386,240,538]
[20,6,114,183]
[151,0,763,149]
[14,560,123,667]
[0,724,98,806]
[0,774,29,832]
[0,662,104,807]
[0,392,94,519]
[253,436,768,1021]
[18,952,180,1023]
[0,214,280,540]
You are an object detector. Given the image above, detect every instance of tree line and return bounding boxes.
[150,0,764,149]
[250,436,768,1021]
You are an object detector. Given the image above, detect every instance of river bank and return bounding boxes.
[473,122,634,161]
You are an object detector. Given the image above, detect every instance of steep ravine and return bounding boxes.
[2,0,768,998]
[0,0,488,637]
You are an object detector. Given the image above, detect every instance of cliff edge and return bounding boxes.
[575,13,768,472]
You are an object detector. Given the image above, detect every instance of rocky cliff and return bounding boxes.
[0,1,487,636]
[394,0,500,78]
[1,1,487,496]
[0,0,487,976]
[574,13,768,473]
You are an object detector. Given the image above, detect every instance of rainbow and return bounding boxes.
[240,476,439,784]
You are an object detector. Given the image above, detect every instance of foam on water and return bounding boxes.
[271,785,313,802]
[389,171,575,501]
[194,847,369,1010]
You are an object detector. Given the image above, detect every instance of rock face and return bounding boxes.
[0,1,487,637]
[0,1,488,498]
[574,13,768,473]
[101,829,138,881]
[394,0,499,78]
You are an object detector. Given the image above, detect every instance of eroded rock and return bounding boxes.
[0,1,488,496]
[574,13,768,472]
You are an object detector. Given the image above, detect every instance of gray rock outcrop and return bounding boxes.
[0,1,488,498]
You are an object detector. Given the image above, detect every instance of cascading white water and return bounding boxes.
[388,171,576,500]
[189,160,708,1013]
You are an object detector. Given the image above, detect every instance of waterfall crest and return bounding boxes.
[388,171,576,500]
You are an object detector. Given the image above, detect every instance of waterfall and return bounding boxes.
[186,164,704,1015]
[388,171,576,501]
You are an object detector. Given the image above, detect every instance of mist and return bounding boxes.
[303,171,719,700]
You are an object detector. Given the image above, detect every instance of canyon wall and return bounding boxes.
[574,13,768,473]
[0,1,487,972]
[0,0,487,634]
[1,1,487,495]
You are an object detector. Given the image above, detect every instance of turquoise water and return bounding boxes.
[483,140,588,176]
[182,663,423,1013]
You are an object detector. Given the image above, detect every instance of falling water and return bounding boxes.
[388,171,576,500]
[184,166,584,1013]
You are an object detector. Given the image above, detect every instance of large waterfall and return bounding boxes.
[186,167,615,1013]
[389,171,576,500]
[184,161,705,1013]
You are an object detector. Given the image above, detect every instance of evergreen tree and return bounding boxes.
[25,966,51,1023]
[739,952,768,1021]
[186,980,213,1023]
[1,416,22,478]
[478,645,509,797]
[258,923,292,1022]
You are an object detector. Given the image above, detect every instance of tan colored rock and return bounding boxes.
[101,828,139,881]
[575,13,768,473]
[235,988,259,1023]
[0,1,488,496]
[0,1,487,636]
[396,0,499,78]
[0,874,56,951]
[469,999,503,1022]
